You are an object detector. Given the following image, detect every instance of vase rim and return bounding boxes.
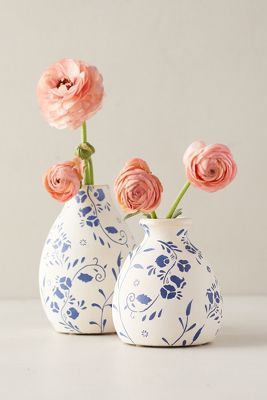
[139,217,192,227]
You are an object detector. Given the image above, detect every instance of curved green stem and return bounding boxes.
[81,121,94,185]
[150,211,157,219]
[165,181,191,219]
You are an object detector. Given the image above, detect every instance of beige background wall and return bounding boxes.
[0,0,266,298]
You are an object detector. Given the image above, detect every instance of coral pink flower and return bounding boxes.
[122,158,151,173]
[183,141,237,192]
[114,158,163,213]
[43,157,83,202]
[37,59,104,129]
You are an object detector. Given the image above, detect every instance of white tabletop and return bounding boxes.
[0,296,266,400]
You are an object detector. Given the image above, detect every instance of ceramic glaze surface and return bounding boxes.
[112,218,223,346]
[39,185,135,334]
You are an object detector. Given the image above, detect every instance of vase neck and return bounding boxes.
[140,218,192,240]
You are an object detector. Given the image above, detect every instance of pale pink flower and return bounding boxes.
[43,158,83,202]
[114,158,163,213]
[37,58,104,129]
[183,141,237,192]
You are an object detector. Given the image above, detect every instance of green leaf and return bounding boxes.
[173,208,183,218]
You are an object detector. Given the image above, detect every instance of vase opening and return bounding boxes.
[140,217,192,228]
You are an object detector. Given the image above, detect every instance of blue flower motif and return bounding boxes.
[59,277,72,291]
[170,275,186,288]
[86,215,100,227]
[214,291,220,303]
[54,288,64,299]
[155,255,170,268]
[50,301,59,313]
[141,330,148,337]
[67,307,79,320]
[177,259,191,272]
[75,190,87,204]
[94,189,105,201]
[160,285,177,299]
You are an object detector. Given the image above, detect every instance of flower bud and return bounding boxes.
[76,142,95,160]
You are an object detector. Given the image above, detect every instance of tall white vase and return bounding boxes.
[113,218,223,346]
[39,185,135,334]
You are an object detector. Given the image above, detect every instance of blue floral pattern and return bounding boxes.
[77,186,128,248]
[177,228,203,265]
[40,186,135,333]
[162,300,205,346]
[112,221,223,346]
[205,280,223,324]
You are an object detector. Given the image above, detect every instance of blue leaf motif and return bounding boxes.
[186,323,196,332]
[192,325,204,343]
[105,226,118,234]
[133,264,143,269]
[91,303,101,309]
[149,311,156,320]
[136,294,152,305]
[99,289,106,298]
[186,300,193,316]
[78,273,93,283]
[162,337,170,345]
[117,252,123,267]
[112,268,117,280]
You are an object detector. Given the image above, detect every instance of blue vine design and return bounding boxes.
[162,300,205,346]
[77,187,128,248]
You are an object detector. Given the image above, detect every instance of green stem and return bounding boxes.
[81,121,94,185]
[165,181,191,219]
[88,157,94,185]
[150,211,157,219]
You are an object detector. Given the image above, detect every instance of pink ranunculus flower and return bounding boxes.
[114,158,163,213]
[43,157,83,202]
[120,158,151,173]
[183,141,237,192]
[37,59,104,130]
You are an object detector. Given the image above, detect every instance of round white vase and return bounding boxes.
[39,185,135,334]
[112,218,223,346]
